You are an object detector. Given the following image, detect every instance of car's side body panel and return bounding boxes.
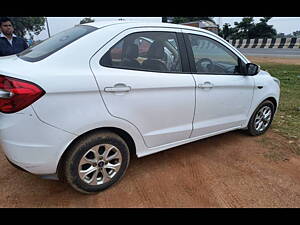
[190,74,255,137]
[179,29,255,137]
[90,27,196,148]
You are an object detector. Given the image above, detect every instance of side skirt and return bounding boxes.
[137,126,242,158]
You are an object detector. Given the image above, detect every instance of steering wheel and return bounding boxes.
[196,58,214,73]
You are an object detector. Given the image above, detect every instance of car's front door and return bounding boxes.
[90,28,195,148]
[182,31,255,138]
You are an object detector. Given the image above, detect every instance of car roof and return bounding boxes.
[81,21,215,36]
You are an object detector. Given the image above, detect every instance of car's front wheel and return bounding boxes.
[247,100,275,136]
[60,131,130,194]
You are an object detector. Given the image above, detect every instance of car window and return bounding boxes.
[101,31,182,73]
[18,25,97,62]
[188,34,243,75]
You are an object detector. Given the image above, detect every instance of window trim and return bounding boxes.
[183,33,247,76]
[100,31,191,74]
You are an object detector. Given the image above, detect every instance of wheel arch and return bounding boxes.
[56,126,137,179]
[264,96,277,112]
[244,96,278,129]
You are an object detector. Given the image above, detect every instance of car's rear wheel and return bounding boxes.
[247,100,275,136]
[61,131,130,194]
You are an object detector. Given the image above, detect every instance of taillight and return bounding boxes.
[0,75,45,113]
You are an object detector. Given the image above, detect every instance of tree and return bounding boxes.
[232,17,255,39]
[172,17,215,24]
[276,30,300,38]
[80,17,95,24]
[222,17,277,40]
[219,23,236,40]
[249,17,277,39]
[276,33,285,38]
[2,17,46,39]
[292,30,300,37]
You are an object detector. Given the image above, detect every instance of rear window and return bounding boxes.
[18,25,97,62]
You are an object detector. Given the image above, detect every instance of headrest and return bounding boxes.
[124,43,139,59]
[147,41,165,59]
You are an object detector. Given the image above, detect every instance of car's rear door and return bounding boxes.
[90,27,195,148]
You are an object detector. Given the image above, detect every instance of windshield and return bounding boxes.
[18,25,97,62]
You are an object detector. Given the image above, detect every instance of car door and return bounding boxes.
[90,27,195,148]
[182,30,255,137]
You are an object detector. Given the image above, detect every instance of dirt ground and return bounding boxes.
[1,56,299,208]
[1,130,300,208]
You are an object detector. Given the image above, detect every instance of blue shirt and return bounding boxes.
[0,34,29,56]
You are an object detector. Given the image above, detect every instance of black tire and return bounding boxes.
[247,100,275,136]
[60,131,130,194]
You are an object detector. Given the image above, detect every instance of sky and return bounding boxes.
[36,17,162,40]
[35,17,300,40]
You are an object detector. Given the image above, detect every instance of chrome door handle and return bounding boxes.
[198,82,214,89]
[104,84,131,93]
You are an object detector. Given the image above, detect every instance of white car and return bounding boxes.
[0,21,280,194]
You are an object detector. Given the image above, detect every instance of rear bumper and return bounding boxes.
[6,156,59,180]
[5,155,29,173]
[0,106,77,175]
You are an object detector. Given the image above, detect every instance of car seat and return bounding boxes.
[122,43,141,69]
[142,41,168,72]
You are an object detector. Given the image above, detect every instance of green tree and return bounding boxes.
[80,17,95,24]
[249,17,277,39]
[2,17,46,39]
[276,33,286,38]
[292,30,300,37]
[172,17,215,24]
[223,17,277,40]
[219,23,236,40]
[232,17,255,39]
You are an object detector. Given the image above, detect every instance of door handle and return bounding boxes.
[198,82,214,89]
[104,84,131,93]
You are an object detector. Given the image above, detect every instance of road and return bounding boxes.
[239,48,300,58]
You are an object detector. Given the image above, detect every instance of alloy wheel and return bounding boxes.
[78,144,122,186]
[254,106,272,132]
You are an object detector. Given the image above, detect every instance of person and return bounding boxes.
[0,17,28,57]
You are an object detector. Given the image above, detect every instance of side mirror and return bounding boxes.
[246,63,260,76]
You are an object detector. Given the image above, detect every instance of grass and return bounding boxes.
[257,63,300,141]
[253,62,300,159]
[258,137,289,161]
